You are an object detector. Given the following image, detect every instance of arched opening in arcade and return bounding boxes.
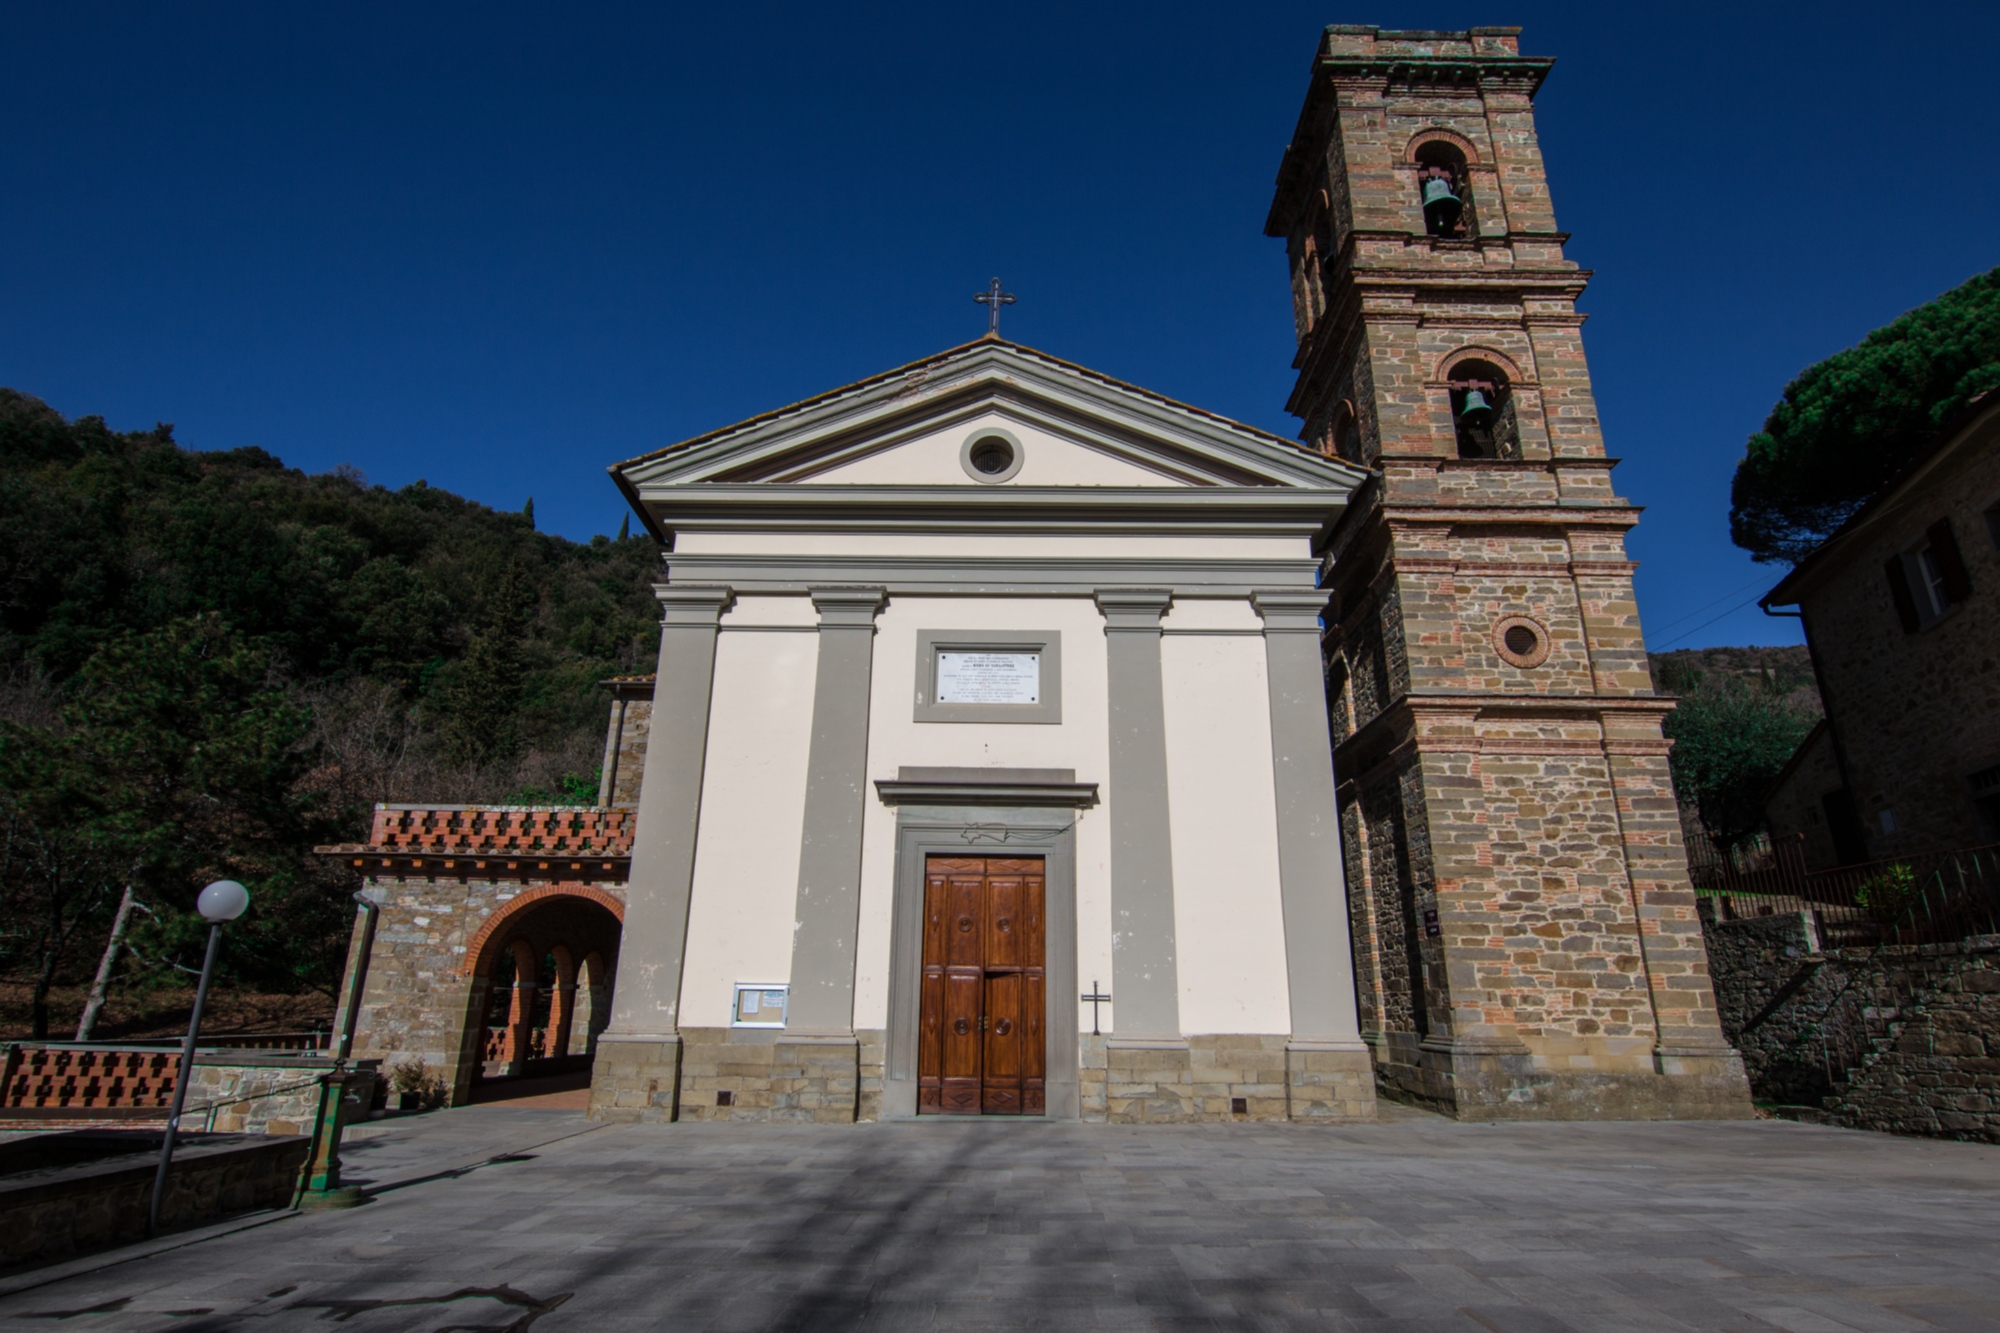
[461,887,623,1099]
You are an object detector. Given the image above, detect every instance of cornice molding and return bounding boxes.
[667,552,1319,597]
[612,342,1367,528]
[874,768,1100,809]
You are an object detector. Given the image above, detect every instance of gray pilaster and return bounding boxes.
[599,585,732,1041]
[1254,589,1365,1050]
[786,587,888,1035]
[1095,589,1181,1041]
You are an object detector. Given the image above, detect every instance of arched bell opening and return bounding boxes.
[1328,400,1363,464]
[463,891,623,1091]
[1413,141,1477,239]
[1447,359,1520,460]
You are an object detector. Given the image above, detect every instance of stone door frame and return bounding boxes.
[881,801,1082,1120]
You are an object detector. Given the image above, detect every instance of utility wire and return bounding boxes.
[1647,572,1777,637]
[1651,591,1773,650]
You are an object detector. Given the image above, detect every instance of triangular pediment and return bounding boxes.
[611,340,1366,494]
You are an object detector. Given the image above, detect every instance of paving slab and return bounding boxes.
[0,1111,1995,1331]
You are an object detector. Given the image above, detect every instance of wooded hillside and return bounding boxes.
[0,389,660,1031]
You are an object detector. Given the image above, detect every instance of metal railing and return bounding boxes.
[1693,835,2000,948]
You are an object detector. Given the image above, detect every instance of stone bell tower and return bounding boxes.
[1266,25,1751,1118]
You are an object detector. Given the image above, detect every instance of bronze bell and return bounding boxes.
[1422,175,1462,231]
[1458,387,1495,425]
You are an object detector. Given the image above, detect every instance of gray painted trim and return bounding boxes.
[602,585,732,1040]
[645,485,1348,540]
[900,766,1077,784]
[959,425,1025,484]
[1094,589,1181,1041]
[881,806,1080,1120]
[913,629,1062,725]
[785,586,887,1035]
[670,552,1318,598]
[876,766,1099,807]
[1253,590,1366,1049]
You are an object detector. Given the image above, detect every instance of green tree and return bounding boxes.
[0,387,664,1013]
[65,615,343,992]
[434,563,533,769]
[1730,266,2000,565]
[0,725,127,1037]
[1660,666,1819,850]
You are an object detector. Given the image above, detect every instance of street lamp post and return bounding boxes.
[146,879,249,1238]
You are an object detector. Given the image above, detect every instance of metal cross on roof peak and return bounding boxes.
[973,277,1016,337]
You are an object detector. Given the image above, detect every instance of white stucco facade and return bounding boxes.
[589,339,1376,1123]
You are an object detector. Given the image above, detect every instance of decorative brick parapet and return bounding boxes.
[1,1046,378,1137]
[318,805,635,881]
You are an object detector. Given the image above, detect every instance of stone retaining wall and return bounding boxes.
[187,1055,380,1135]
[1702,907,2000,1142]
[0,1132,308,1270]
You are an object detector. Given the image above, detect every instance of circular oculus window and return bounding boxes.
[959,428,1024,484]
[1493,615,1551,669]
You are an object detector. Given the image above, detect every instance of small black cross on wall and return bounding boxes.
[974,277,1016,336]
[1081,979,1111,1036]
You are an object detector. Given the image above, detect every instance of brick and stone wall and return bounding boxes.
[1079,1037,1374,1124]
[342,869,625,1104]
[1702,904,2000,1142]
[1759,724,1847,869]
[598,680,654,808]
[187,1054,379,1136]
[320,802,635,1105]
[1777,408,2000,858]
[1268,26,1749,1120]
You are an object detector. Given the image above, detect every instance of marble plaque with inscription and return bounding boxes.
[936,650,1040,705]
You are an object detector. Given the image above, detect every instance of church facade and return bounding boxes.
[332,24,1752,1124]
[587,342,1378,1123]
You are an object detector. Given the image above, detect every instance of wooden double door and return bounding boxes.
[918,856,1046,1115]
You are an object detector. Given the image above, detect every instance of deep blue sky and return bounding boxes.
[5,2,1996,650]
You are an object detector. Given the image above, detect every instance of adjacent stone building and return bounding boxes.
[1261,25,1748,1118]
[1761,391,2000,863]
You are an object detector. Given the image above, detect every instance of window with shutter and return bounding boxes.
[1925,517,1972,603]
[1891,518,1973,630]
[1884,555,1921,633]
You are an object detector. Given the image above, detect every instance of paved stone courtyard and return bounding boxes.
[3,1103,1999,1331]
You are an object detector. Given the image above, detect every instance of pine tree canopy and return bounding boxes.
[1729,266,2000,565]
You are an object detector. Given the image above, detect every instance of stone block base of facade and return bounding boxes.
[1079,1035,1377,1123]
[675,1029,868,1124]
[585,1036,683,1123]
[1372,1031,1754,1121]
[1286,1044,1377,1121]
